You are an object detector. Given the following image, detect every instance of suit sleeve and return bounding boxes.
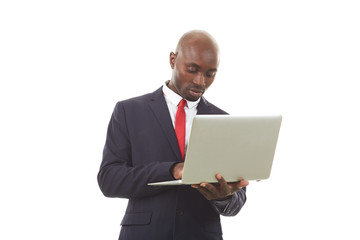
[97,102,175,199]
[210,188,247,216]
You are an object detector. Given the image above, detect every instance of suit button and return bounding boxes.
[176,209,184,216]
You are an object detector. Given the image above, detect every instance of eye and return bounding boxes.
[206,71,216,78]
[187,67,198,73]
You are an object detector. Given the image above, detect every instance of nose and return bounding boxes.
[193,72,206,87]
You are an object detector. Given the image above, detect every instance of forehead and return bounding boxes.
[178,39,219,68]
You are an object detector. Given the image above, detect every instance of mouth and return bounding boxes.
[189,86,204,93]
[188,88,204,98]
[190,89,202,93]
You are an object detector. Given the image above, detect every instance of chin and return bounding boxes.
[185,95,201,102]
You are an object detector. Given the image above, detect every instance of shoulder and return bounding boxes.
[199,97,228,115]
[114,87,163,109]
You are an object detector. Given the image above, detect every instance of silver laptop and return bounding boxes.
[148,115,282,186]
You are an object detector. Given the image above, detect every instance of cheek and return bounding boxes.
[205,78,215,88]
[177,71,192,87]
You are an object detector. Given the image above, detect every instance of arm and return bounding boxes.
[172,163,248,216]
[97,102,175,199]
[191,174,248,216]
[210,188,247,216]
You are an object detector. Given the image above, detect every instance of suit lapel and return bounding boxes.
[148,88,182,161]
[196,97,213,115]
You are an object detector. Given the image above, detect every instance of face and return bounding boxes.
[169,40,219,101]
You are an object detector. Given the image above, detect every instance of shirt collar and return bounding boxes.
[162,81,200,109]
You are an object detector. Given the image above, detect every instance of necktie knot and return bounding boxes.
[178,99,187,108]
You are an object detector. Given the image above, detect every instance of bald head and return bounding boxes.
[175,30,219,59]
[168,30,220,101]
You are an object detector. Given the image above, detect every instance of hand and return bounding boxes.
[171,162,184,180]
[191,174,249,201]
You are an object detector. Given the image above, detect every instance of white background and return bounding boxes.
[1,1,359,239]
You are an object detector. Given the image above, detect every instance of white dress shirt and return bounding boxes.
[162,82,201,156]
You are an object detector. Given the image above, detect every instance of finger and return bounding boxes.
[228,180,248,192]
[200,182,217,194]
[171,163,184,180]
[195,187,212,200]
[215,174,233,196]
[227,182,242,192]
[215,174,227,186]
[238,179,249,188]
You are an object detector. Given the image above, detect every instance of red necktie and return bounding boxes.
[175,99,187,161]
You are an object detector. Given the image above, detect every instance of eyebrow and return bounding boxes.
[187,62,217,72]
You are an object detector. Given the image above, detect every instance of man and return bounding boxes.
[98,30,249,240]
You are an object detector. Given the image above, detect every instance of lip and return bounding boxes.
[189,88,203,94]
[188,89,203,98]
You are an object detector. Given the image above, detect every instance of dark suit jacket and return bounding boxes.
[98,87,246,240]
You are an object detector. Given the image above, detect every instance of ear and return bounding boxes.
[169,52,176,69]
